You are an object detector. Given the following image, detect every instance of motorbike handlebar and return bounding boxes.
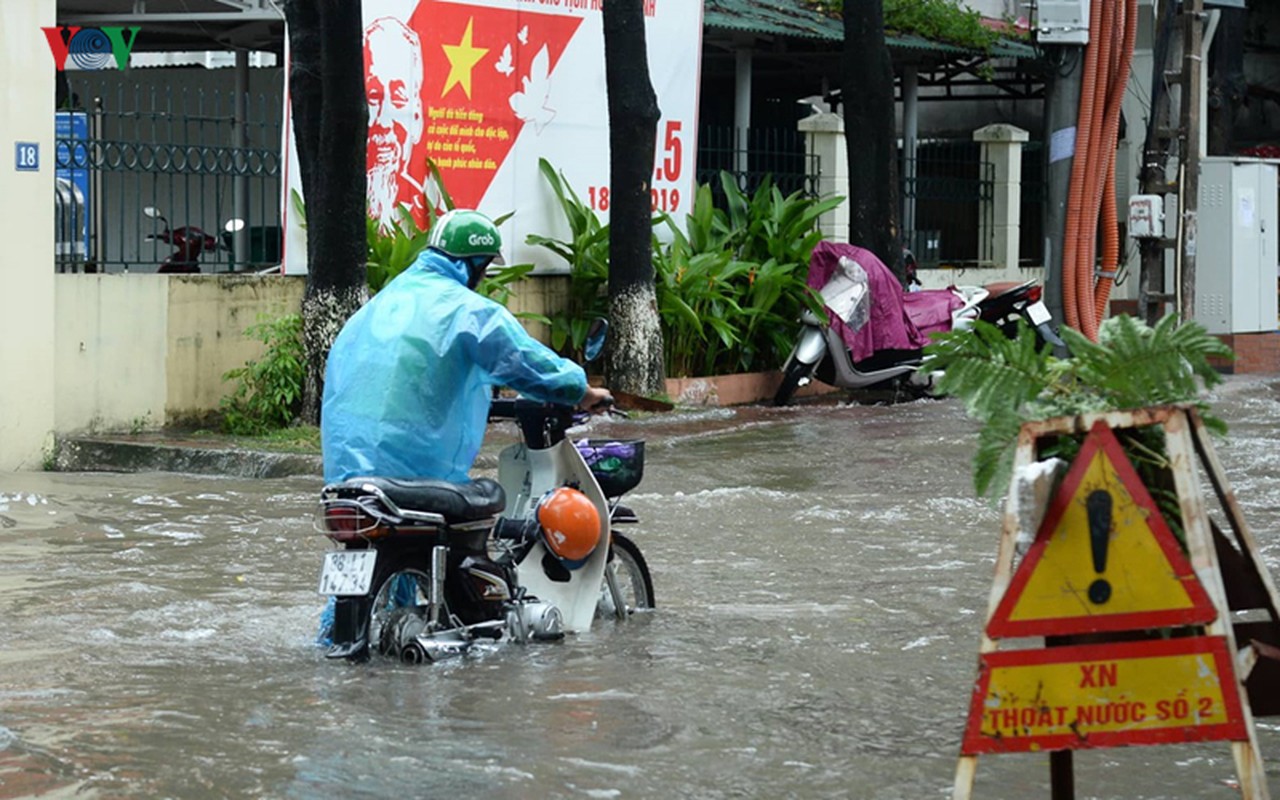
[488,395,624,447]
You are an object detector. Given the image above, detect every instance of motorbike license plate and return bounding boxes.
[1026,299,1052,326]
[318,550,377,596]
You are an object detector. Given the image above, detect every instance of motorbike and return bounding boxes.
[313,351,654,664]
[773,241,1063,406]
[143,206,244,273]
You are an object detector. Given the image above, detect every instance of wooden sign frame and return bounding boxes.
[953,406,1278,800]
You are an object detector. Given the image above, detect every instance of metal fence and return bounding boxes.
[901,139,994,268]
[696,125,820,200]
[55,79,283,274]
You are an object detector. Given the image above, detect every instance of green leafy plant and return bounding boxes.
[526,158,613,358]
[654,231,745,377]
[528,159,840,375]
[221,314,306,435]
[924,314,1234,502]
[655,173,839,375]
[366,208,434,292]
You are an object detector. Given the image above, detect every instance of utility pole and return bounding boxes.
[1177,0,1204,323]
[1138,0,1180,324]
[1138,0,1206,324]
[1043,46,1083,331]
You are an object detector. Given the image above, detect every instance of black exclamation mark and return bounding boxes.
[1087,490,1112,604]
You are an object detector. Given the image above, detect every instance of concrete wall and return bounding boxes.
[0,0,57,470]
[53,274,304,433]
[50,271,574,433]
[165,275,303,420]
[55,275,169,433]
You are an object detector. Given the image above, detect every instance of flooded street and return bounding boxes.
[3,378,1280,799]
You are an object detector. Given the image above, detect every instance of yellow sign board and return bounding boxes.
[988,421,1216,637]
[962,637,1247,754]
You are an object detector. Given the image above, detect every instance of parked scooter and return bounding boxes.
[774,241,1062,405]
[314,329,654,663]
[143,206,244,273]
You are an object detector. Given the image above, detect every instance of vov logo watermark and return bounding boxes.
[42,27,140,71]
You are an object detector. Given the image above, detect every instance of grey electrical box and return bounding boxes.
[1037,0,1090,45]
[1194,158,1279,333]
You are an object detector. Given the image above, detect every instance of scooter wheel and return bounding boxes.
[773,359,816,406]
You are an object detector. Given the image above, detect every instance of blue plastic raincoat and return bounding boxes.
[320,248,588,483]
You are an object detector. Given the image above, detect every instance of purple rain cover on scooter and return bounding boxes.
[808,241,945,363]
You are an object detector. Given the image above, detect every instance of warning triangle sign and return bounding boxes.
[987,421,1217,638]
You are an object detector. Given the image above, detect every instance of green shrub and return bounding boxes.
[531,161,842,377]
[525,158,613,359]
[655,173,840,376]
[221,314,305,434]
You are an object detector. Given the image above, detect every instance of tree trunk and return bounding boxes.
[842,0,903,279]
[601,0,665,397]
[284,0,369,424]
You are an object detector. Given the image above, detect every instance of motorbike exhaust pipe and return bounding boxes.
[401,642,428,665]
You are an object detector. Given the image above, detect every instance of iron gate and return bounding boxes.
[55,78,283,274]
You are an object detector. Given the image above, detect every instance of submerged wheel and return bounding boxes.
[368,566,440,658]
[598,532,655,618]
[773,358,816,406]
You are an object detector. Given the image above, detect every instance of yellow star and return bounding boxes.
[441,18,489,100]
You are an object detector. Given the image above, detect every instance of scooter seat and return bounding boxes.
[333,477,506,524]
[983,280,1033,299]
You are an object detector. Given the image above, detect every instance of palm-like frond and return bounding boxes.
[925,314,1232,499]
[926,319,1056,424]
[1067,315,1231,411]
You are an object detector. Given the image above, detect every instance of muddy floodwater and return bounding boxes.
[2,378,1280,799]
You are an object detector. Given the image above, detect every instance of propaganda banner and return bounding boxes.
[282,0,704,273]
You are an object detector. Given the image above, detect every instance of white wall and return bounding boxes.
[55,275,169,433]
[0,0,57,470]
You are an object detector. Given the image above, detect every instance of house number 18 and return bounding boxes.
[15,142,40,172]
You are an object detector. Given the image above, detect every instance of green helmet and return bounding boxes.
[427,209,502,260]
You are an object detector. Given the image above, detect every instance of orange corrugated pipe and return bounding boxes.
[1074,0,1115,342]
[1061,0,1104,332]
[1092,0,1139,325]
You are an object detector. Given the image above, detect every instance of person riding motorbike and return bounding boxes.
[316,209,611,643]
[321,208,612,484]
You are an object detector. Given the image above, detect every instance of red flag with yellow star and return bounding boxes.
[362,2,582,230]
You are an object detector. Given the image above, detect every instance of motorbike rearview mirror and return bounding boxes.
[583,318,608,363]
[142,206,162,219]
[224,218,246,233]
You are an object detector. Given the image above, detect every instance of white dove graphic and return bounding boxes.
[495,43,514,76]
[509,45,556,133]
[517,25,529,45]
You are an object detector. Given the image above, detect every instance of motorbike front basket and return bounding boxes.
[574,439,645,497]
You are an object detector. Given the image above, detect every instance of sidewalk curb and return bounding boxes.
[51,435,503,479]
[53,436,324,479]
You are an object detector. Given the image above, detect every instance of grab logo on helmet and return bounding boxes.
[468,232,496,247]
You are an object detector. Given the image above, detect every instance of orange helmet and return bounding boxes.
[536,487,601,567]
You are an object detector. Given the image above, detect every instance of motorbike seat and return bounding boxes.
[983,280,1033,299]
[332,477,506,524]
